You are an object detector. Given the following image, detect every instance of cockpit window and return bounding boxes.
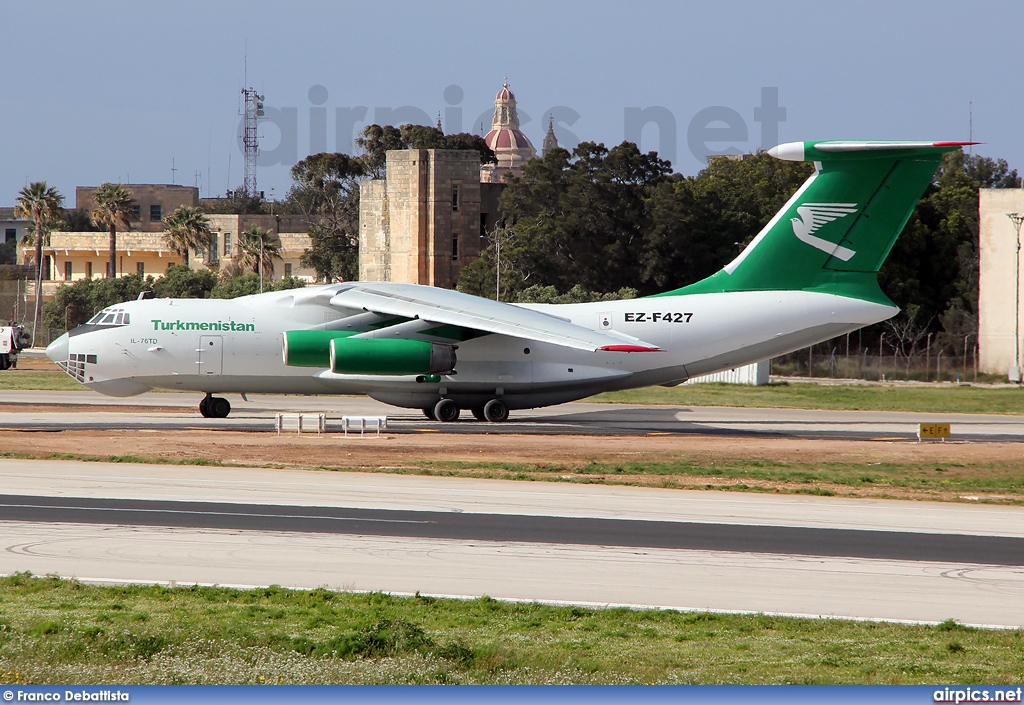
[88,308,131,327]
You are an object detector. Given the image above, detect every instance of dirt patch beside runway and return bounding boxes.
[1,427,1021,503]
[0,403,189,414]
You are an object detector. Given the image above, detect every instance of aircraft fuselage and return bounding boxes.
[50,286,894,412]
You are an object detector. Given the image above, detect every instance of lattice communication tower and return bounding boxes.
[240,87,265,197]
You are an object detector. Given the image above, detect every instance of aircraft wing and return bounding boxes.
[328,282,661,353]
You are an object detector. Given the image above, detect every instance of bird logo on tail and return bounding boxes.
[790,203,858,261]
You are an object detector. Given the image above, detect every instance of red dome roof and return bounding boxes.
[485,127,532,151]
[496,85,515,102]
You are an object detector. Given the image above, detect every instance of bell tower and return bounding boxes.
[480,80,537,183]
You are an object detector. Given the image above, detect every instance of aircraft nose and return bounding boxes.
[46,332,69,364]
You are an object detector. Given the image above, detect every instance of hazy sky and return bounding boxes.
[4,0,1022,207]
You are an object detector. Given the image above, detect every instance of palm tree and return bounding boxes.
[163,206,213,267]
[15,181,64,346]
[91,183,135,278]
[236,226,283,283]
[217,261,244,279]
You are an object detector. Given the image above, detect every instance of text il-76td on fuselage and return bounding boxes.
[46,140,972,422]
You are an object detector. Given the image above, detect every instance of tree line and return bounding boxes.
[455,142,1019,356]
[264,125,1016,358]
[40,265,308,333]
[17,122,1020,359]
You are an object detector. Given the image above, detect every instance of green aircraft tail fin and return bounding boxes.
[660,141,972,304]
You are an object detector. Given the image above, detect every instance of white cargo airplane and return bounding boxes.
[47,140,968,422]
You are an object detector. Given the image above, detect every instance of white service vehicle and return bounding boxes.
[0,323,29,370]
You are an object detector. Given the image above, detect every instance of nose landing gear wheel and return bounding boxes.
[433,398,460,422]
[483,399,509,423]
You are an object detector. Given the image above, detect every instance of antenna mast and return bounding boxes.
[238,43,264,198]
[240,87,265,198]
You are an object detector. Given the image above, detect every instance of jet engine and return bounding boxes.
[330,337,456,375]
[282,330,355,367]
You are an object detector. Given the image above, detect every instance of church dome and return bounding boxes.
[484,126,533,152]
[480,79,537,183]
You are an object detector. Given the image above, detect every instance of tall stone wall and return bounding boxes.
[425,151,482,287]
[978,189,1024,377]
[385,151,428,284]
[359,178,391,282]
[358,149,487,288]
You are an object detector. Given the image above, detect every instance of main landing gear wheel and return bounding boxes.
[422,407,436,421]
[433,398,460,422]
[199,394,231,419]
[471,407,486,421]
[483,399,509,423]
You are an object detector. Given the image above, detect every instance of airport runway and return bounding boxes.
[1,460,1022,627]
[3,389,1024,440]
[4,494,1023,564]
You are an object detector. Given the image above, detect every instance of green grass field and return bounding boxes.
[1,574,1020,685]
[0,450,1019,503]
[410,457,1024,501]
[593,382,1024,415]
[0,369,85,392]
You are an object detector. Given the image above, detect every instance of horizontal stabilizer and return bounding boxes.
[768,140,977,162]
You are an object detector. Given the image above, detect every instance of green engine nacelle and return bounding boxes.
[330,337,457,375]
[282,330,355,367]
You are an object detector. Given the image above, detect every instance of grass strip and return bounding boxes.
[0,574,1020,685]
[0,370,86,392]
[0,452,237,467]
[2,450,1022,503]
[3,370,1024,414]
[593,382,1024,414]
[412,458,1024,501]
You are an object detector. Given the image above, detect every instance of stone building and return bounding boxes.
[360,149,502,287]
[0,208,32,247]
[16,184,203,287]
[978,188,1024,379]
[359,80,548,288]
[75,184,199,232]
[22,192,317,300]
[46,230,174,283]
[201,213,313,282]
[40,212,315,288]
